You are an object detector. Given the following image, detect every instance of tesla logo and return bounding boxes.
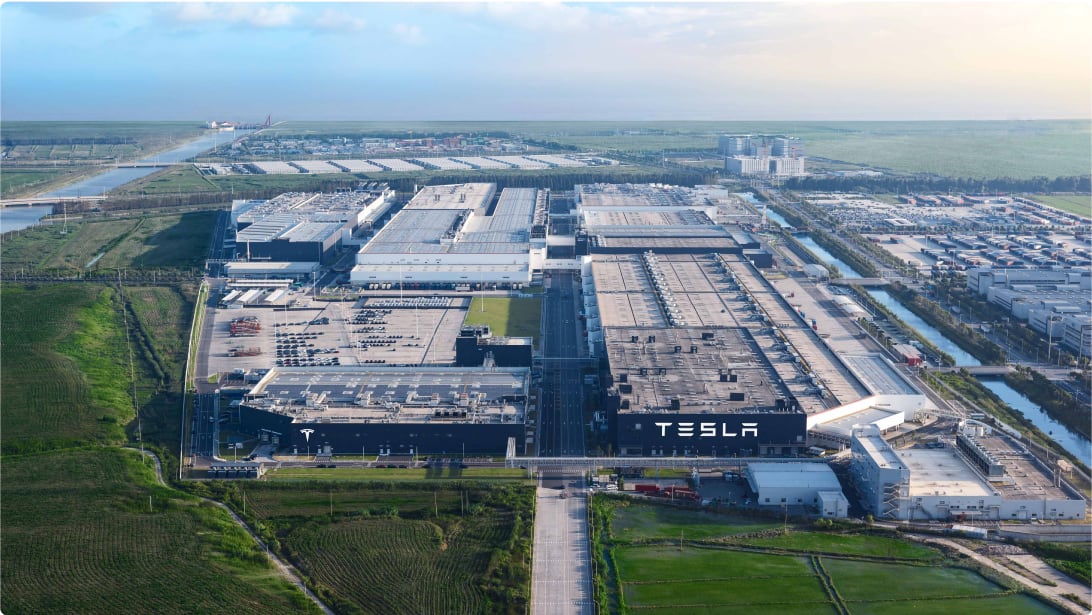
[655,422,758,438]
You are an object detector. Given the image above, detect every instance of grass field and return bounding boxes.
[0,448,318,614]
[0,168,70,195]
[213,481,535,614]
[611,502,782,542]
[596,498,1061,614]
[1,285,137,453]
[255,119,1091,179]
[1,211,215,273]
[734,530,939,560]
[1023,194,1092,218]
[464,296,542,344]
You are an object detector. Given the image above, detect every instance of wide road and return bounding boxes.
[531,478,594,615]
[539,271,586,457]
[189,392,219,459]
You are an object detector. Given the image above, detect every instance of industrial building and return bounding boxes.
[851,424,1085,521]
[745,462,849,517]
[237,366,529,456]
[572,183,768,258]
[231,185,394,264]
[350,183,546,288]
[967,267,1092,356]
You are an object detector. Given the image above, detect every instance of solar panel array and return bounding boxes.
[292,160,342,174]
[368,158,427,172]
[250,161,300,174]
[329,159,385,172]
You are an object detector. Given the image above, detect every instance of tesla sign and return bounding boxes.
[655,422,758,438]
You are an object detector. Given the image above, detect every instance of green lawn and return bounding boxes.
[848,594,1062,615]
[624,575,829,608]
[1,285,134,453]
[0,169,71,196]
[0,448,318,614]
[825,559,1003,601]
[735,530,940,560]
[1,211,215,273]
[464,296,542,343]
[1022,194,1092,218]
[600,499,1062,614]
[611,502,782,542]
[614,546,812,582]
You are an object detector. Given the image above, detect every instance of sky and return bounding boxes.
[2,1,1089,121]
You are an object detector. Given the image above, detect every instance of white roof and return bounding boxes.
[747,462,842,491]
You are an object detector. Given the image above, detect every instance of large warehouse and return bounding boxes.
[231,186,394,263]
[572,183,765,257]
[350,183,547,288]
[851,424,1085,521]
[237,366,529,456]
[745,462,849,517]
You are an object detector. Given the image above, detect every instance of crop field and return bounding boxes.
[0,285,139,453]
[212,481,534,614]
[465,296,542,344]
[595,498,1061,614]
[1,211,215,273]
[1023,194,1092,218]
[0,448,318,614]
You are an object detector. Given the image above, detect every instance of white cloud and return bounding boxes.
[392,23,425,46]
[172,3,299,29]
[313,9,366,33]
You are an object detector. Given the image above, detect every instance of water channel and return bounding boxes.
[2,130,249,233]
[779,216,1090,458]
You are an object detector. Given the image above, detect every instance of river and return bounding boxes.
[42,130,248,199]
[1,205,56,234]
[2,130,247,233]
[792,227,1091,458]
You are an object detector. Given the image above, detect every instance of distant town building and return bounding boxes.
[719,135,806,177]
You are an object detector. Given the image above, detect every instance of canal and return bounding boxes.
[780,218,1090,459]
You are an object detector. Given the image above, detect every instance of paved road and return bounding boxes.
[531,480,594,615]
[189,392,219,459]
[539,271,587,457]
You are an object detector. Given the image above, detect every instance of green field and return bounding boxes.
[1,211,215,273]
[735,530,939,560]
[0,448,318,614]
[611,501,782,541]
[254,119,1091,179]
[595,498,1061,614]
[0,168,71,195]
[464,296,542,344]
[212,481,534,614]
[1,121,206,198]
[1,285,138,453]
[1023,194,1092,218]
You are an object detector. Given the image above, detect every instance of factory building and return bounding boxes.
[231,186,393,264]
[851,424,1085,521]
[237,366,529,456]
[967,267,1092,356]
[745,462,849,517]
[602,324,807,457]
[573,183,761,255]
[350,184,546,288]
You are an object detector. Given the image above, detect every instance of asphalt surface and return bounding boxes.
[539,271,587,457]
[189,392,219,459]
[531,480,594,615]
